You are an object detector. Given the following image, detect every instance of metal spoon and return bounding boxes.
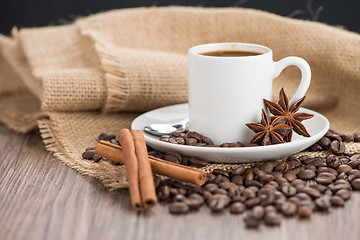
[143,118,189,136]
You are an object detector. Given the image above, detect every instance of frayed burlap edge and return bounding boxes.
[38,118,129,190]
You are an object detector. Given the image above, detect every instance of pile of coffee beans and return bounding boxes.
[82,130,360,228]
[160,131,248,147]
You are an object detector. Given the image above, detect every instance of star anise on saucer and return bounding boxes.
[263,88,314,142]
[246,109,292,146]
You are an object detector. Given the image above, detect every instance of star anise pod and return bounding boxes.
[264,88,314,142]
[246,109,292,146]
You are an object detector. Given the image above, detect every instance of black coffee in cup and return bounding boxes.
[199,50,262,57]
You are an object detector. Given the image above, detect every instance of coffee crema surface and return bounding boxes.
[199,50,262,57]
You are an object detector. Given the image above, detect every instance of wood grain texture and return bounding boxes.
[0,123,359,240]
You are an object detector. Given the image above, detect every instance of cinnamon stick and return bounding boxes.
[118,129,142,210]
[131,130,157,209]
[95,141,207,186]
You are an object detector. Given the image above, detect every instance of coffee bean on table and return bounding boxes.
[315,176,332,186]
[330,196,345,207]
[281,184,297,197]
[252,205,265,219]
[93,154,102,162]
[335,189,351,200]
[298,205,313,218]
[336,165,352,174]
[340,134,354,142]
[229,202,246,214]
[264,211,281,226]
[212,169,230,178]
[297,169,316,180]
[303,187,321,199]
[169,202,189,214]
[244,214,262,228]
[351,179,360,190]
[208,194,231,212]
[315,197,331,211]
[275,162,289,173]
[309,184,328,194]
[284,172,297,182]
[317,172,336,181]
[354,133,360,142]
[348,154,360,168]
[330,140,345,155]
[309,143,323,151]
[281,201,297,216]
[328,134,342,142]
[317,166,338,176]
[259,161,275,173]
[245,197,261,208]
[186,193,204,208]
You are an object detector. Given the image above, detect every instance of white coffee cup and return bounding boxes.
[187,43,311,145]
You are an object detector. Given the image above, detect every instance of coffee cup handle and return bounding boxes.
[273,57,311,105]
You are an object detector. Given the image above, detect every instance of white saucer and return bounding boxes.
[131,103,330,163]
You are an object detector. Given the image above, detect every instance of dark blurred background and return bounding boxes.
[0,0,359,35]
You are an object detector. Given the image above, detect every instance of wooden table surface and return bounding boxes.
[1,123,359,240]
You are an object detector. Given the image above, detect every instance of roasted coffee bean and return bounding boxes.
[203,191,212,200]
[354,133,360,142]
[351,179,360,190]
[340,134,354,142]
[281,184,297,197]
[245,197,261,208]
[315,197,331,211]
[337,172,347,180]
[335,179,351,186]
[337,165,352,174]
[181,156,189,165]
[275,177,289,186]
[303,187,321,199]
[328,134,342,142]
[298,205,313,218]
[339,157,350,165]
[259,161,275,173]
[186,132,203,141]
[295,192,312,202]
[208,194,231,212]
[186,193,204,208]
[212,169,230,178]
[315,176,332,186]
[330,196,344,207]
[317,172,336,181]
[164,151,182,164]
[82,149,95,159]
[245,180,263,188]
[213,188,228,195]
[259,174,275,184]
[244,214,262,228]
[309,143,323,151]
[264,211,281,226]
[310,184,328,194]
[92,154,102,162]
[230,166,246,177]
[174,137,186,145]
[330,140,345,155]
[284,173,297,182]
[189,157,207,167]
[281,201,297,216]
[230,202,246,214]
[185,137,198,145]
[329,184,351,193]
[291,179,305,187]
[275,162,289,173]
[319,137,332,149]
[201,136,214,145]
[98,133,116,141]
[203,183,218,192]
[297,169,316,180]
[348,169,360,178]
[335,189,351,200]
[326,154,341,169]
[305,165,317,172]
[158,185,171,200]
[219,181,237,190]
[243,188,256,199]
[317,167,338,176]
[169,132,182,138]
[220,176,230,183]
[287,159,302,170]
[267,180,280,190]
[252,205,265,219]
[169,202,189,214]
[173,194,186,202]
[85,147,95,151]
[348,154,360,168]
[286,166,305,175]
[231,175,244,185]
[229,187,244,202]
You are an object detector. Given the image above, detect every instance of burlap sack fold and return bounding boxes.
[0,6,359,189]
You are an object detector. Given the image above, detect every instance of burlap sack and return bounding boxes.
[0,7,359,189]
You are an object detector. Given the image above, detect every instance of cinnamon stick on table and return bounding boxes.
[131,130,157,209]
[118,129,143,211]
[95,140,207,186]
